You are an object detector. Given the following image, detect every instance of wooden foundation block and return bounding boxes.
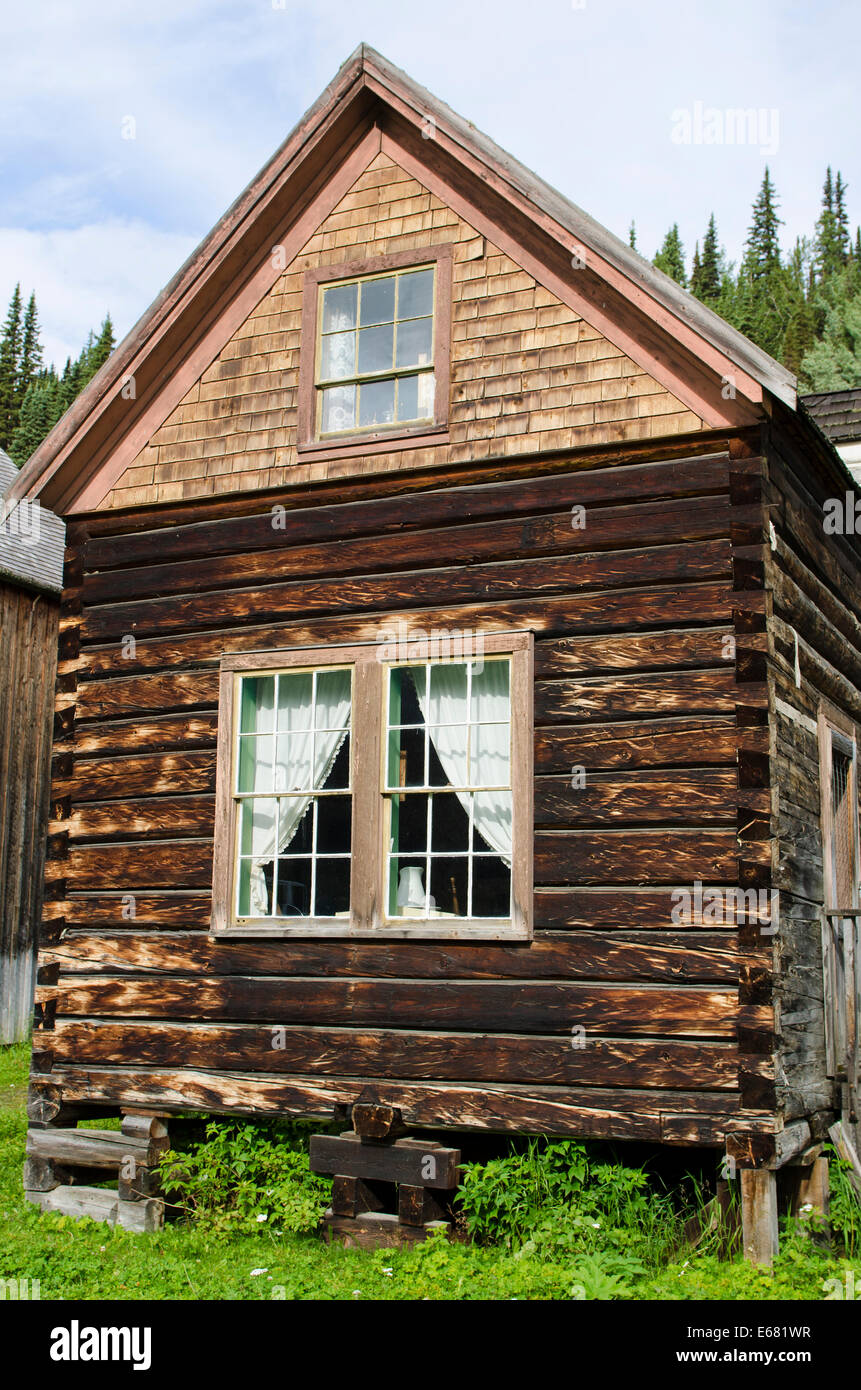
[27,1126,155,1170]
[323,1208,450,1250]
[118,1166,162,1202]
[740,1169,778,1266]
[24,1185,164,1232]
[351,1102,407,1142]
[785,1155,830,1227]
[310,1133,460,1189]
[22,1156,73,1192]
[398,1184,445,1227]
[330,1175,386,1218]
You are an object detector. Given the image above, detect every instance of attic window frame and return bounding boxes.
[297,245,453,457]
[209,632,533,941]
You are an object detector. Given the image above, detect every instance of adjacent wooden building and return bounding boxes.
[9,47,861,1257]
[0,447,63,1042]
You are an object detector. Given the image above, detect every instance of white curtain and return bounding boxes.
[250,671,351,915]
[416,661,512,866]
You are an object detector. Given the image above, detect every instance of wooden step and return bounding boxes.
[24,1185,164,1232]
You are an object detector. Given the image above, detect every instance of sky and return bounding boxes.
[1,0,858,369]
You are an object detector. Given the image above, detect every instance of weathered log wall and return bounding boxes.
[34,433,776,1143]
[765,403,861,1127]
[0,582,58,1041]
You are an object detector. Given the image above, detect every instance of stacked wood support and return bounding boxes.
[23,1112,169,1232]
[310,1103,460,1247]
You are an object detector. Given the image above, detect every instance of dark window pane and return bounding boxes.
[314,858,350,916]
[387,726,426,788]
[396,317,433,368]
[391,792,428,853]
[322,282,357,333]
[320,384,356,434]
[275,858,311,916]
[398,268,434,320]
[472,856,511,918]
[430,791,469,852]
[324,734,350,789]
[430,857,468,917]
[280,798,313,854]
[316,794,351,855]
[358,376,395,428]
[389,666,426,727]
[359,276,395,326]
[358,323,394,374]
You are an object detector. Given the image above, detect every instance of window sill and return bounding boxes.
[296,422,449,460]
[210,918,530,942]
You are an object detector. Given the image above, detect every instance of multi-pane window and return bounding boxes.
[233,668,352,920]
[211,636,532,938]
[316,265,436,437]
[385,659,512,920]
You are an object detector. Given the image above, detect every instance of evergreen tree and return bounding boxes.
[745,168,783,277]
[86,315,115,378]
[690,243,702,295]
[0,283,23,449]
[799,261,861,389]
[628,221,637,251]
[736,169,789,358]
[782,239,818,374]
[835,172,850,265]
[9,373,60,466]
[19,293,43,387]
[692,214,723,303]
[816,166,846,280]
[653,224,687,286]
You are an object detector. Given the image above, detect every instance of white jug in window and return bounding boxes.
[397,865,426,909]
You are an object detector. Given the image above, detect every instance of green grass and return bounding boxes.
[1,1040,857,1301]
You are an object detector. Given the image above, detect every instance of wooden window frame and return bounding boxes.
[210,631,533,941]
[817,699,861,915]
[296,245,453,459]
[817,698,861,1081]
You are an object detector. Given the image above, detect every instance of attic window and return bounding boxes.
[210,633,533,940]
[297,246,452,454]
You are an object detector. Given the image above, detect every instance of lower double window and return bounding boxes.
[211,632,532,939]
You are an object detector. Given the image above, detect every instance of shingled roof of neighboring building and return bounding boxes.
[801,388,861,444]
[0,448,65,593]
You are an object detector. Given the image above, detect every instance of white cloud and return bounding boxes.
[0,0,858,365]
[0,221,197,369]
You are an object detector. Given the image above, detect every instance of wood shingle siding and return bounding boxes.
[98,153,703,510]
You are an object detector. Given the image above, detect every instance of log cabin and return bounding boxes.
[7,45,861,1260]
